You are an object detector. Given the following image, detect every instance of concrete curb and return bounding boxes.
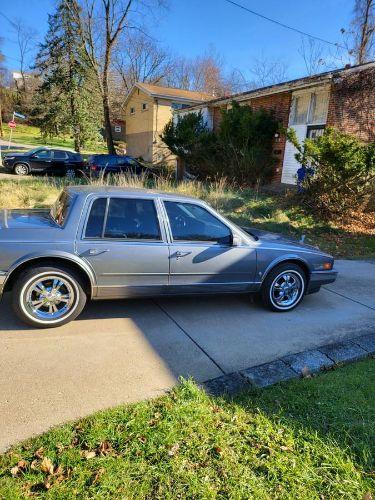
[203,332,375,396]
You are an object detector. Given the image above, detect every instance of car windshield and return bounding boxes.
[27,147,45,155]
[50,190,72,226]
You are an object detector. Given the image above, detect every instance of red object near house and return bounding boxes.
[8,121,16,128]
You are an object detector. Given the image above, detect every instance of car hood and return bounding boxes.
[4,152,27,158]
[0,209,57,230]
[241,226,320,252]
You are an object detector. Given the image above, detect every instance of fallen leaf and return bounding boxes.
[98,441,113,456]
[363,493,373,500]
[30,460,39,470]
[168,443,180,456]
[280,446,293,452]
[10,466,19,477]
[34,447,44,459]
[138,436,147,444]
[17,460,27,470]
[83,451,96,460]
[40,457,54,475]
[214,446,222,455]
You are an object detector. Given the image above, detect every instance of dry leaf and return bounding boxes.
[280,445,293,452]
[30,459,39,470]
[34,447,44,459]
[10,466,19,477]
[83,451,96,460]
[40,457,54,475]
[363,493,373,500]
[17,460,27,470]
[138,436,147,444]
[98,441,112,456]
[168,443,180,456]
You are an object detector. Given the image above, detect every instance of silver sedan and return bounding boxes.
[0,186,337,328]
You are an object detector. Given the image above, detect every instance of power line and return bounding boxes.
[222,0,346,49]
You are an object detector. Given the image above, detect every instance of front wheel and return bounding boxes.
[261,263,306,312]
[13,163,29,176]
[12,266,87,328]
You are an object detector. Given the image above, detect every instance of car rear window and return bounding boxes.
[50,190,73,226]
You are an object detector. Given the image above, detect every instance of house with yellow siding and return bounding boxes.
[123,83,211,164]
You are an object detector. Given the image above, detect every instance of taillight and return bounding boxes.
[90,165,98,171]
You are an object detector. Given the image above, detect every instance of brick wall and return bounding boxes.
[211,92,291,183]
[327,67,375,143]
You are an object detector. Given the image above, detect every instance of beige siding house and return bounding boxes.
[124,83,211,164]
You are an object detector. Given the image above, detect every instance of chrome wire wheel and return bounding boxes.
[270,270,304,309]
[14,164,28,176]
[22,274,78,323]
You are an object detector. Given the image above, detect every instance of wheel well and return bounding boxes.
[4,257,92,296]
[265,259,311,282]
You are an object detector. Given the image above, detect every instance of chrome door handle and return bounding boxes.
[88,248,110,255]
[175,250,192,259]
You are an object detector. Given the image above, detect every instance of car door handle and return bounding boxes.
[87,248,110,256]
[175,251,192,259]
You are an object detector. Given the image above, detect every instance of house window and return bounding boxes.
[130,107,135,115]
[171,102,190,110]
[289,94,310,125]
[308,91,329,124]
[142,103,148,111]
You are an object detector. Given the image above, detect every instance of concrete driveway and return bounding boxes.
[0,259,374,451]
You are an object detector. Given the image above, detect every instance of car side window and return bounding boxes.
[104,198,161,240]
[164,201,232,244]
[53,150,69,160]
[85,198,107,238]
[33,149,52,159]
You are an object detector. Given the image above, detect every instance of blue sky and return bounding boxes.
[1,0,353,80]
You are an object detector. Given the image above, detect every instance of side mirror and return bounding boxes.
[232,234,242,246]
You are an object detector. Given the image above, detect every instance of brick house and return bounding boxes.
[174,61,375,184]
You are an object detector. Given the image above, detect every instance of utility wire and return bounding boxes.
[223,0,346,49]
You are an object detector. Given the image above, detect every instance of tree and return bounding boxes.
[299,38,328,76]
[162,102,280,185]
[352,0,375,63]
[249,56,289,88]
[34,0,102,150]
[68,0,164,154]
[165,49,236,97]
[114,31,172,94]
[287,127,375,218]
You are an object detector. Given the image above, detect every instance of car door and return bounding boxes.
[29,149,52,172]
[51,150,69,175]
[163,200,257,293]
[76,196,170,298]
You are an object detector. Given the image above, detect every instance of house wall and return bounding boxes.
[124,90,155,161]
[327,66,375,142]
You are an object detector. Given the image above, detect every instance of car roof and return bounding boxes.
[65,185,201,202]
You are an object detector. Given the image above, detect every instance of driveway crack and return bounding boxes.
[152,300,226,375]
[323,287,375,311]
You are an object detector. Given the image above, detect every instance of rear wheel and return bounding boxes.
[14,163,29,176]
[65,168,76,179]
[12,266,87,328]
[261,263,306,312]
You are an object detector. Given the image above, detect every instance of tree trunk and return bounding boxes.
[102,62,115,154]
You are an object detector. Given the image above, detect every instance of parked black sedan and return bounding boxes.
[3,148,85,177]
[86,154,154,177]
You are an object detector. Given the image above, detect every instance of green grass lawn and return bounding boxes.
[0,175,373,259]
[1,124,107,154]
[0,360,373,498]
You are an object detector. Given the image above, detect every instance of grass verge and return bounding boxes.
[0,360,374,498]
[0,175,373,259]
[1,124,106,154]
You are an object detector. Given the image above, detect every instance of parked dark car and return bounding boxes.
[0,186,337,328]
[86,154,153,177]
[3,148,85,178]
